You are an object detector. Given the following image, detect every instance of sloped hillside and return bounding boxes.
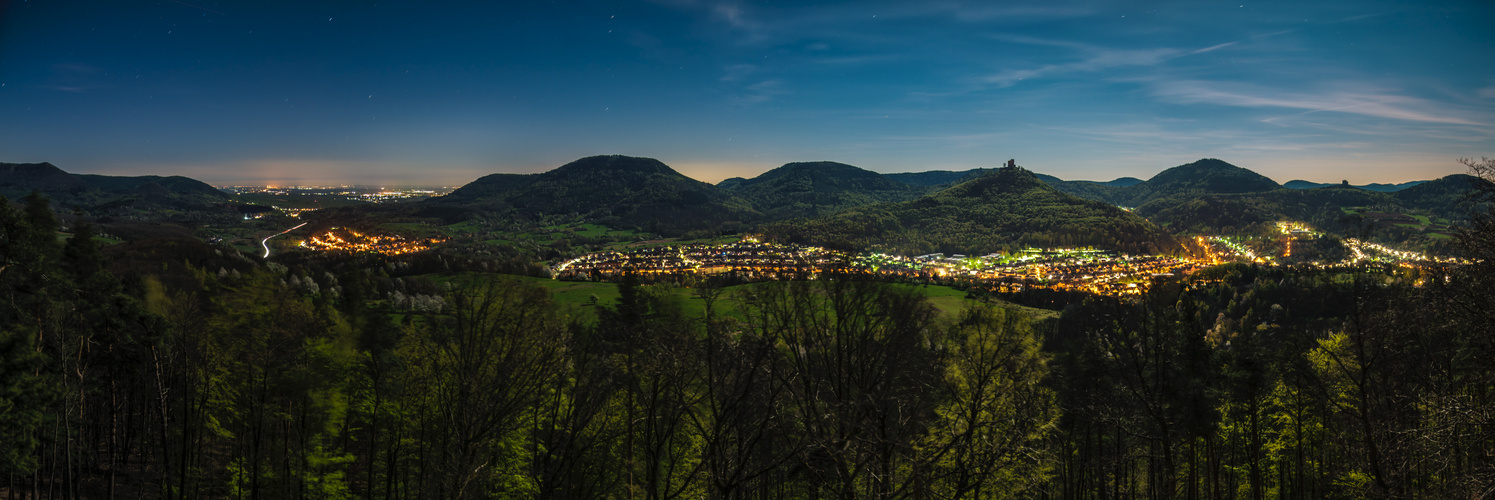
[762,166,1179,255]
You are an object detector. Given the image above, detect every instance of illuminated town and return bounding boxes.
[299,227,447,255]
[220,185,456,203]
[554,239,852,280]
[286,218,1464,298]
[553,239,1203,297]
[549,220,1467,298]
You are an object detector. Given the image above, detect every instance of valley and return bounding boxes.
[3,154,1490,499]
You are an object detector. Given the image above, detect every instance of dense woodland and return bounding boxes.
[1,161,1493,499]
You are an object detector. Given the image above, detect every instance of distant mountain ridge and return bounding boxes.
[427,155,1477,244]
[1032,158,1282,207]
[0,162,228,208]
[1026,159,1479,237]
[883,168,993,187]
[761,166,1179,255]
[1105,177,1145,187]
[720,161,923,219]
[423,156,1187,252]
[429,155,758,236]
[1033,159,1453,208]
[1283,179,1429,192]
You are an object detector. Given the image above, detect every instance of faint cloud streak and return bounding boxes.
[741,79,787,103]
[1153,81,1489,126]
[980,37,1235,88]
[983,48,1180,87]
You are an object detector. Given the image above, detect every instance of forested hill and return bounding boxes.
[1130,158,1282,199]
[1037,158,1465,215]
[1392,174,1486,215]
[0,162,228,208]
[1025,159,1478,243]
[1035,173,1141,187]
[720,161,924,219]
[427,155,760,236]
[1041,158,1282,207]
[761,166,1180,255]
[882,168,993,187]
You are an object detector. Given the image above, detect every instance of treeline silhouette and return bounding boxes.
[0,159,1492,498]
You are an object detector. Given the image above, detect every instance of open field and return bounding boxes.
[1342,206,1457,239]
[416,272,1057,325]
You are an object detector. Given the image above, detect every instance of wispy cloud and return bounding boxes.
[982,48,1182,87]
[917,3,1097,22]
[740,79,787,103]
[43,63,110,93]
[661,1,1099,48]
[708,1,759,32]
[1152,80,1490,126]
[1187,42,1237,55]
[978,35,1237,87]
[984,34,1093,50]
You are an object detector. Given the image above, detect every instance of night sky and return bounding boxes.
[2,0,1492,186]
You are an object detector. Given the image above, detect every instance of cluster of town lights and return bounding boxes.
[556,240,1201,297]
[300,219,1465,297]
[556,221,1468,298]
[300,227,446,255]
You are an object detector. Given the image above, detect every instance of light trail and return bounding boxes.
[262,222,308,258]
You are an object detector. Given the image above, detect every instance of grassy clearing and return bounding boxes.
[420,273,621,321]
[56,232,125,245]
[891,283,1060,321]
[561,223,612,238]
[418,272,1056,326]
[441,220,487,237]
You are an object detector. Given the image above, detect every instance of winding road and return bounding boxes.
[262,222,308,258]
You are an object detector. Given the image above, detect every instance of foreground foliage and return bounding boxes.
[0,159,1491,499]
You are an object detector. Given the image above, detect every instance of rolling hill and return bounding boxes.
[720,161,923,219]
[0,162,229,211]
[1118,158,1282,205]
[1035,158,1282,207]
[761,166,1180,256]
[426,155,759,236]
[883,168,993,187]
[1392,174,1487,216]
[1284,179,1429,192]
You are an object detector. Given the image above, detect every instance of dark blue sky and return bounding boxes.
[2,0,1492,186]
